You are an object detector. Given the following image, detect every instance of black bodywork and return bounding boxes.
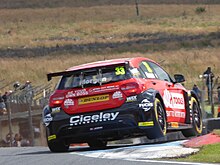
[43,89,164,144]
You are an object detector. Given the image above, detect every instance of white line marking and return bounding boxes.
[126,159,216,165]
[70,140,216,165]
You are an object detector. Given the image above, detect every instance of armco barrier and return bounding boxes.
[203,118,220,133]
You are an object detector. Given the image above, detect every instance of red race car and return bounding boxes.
[43,57,203,152]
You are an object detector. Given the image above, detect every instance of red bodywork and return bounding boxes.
[49,57,188,124]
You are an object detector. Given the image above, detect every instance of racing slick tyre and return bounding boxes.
[87,140,107,149]
[46,131,69,152]
[47,139,69,152]
[147,98,167,139]
[182,97,203,137]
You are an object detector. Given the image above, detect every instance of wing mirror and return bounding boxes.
[174,74,185,83]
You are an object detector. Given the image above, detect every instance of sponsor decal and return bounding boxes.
[43,114,53,126]
[139,99,153,111]
[89,126,103,131]
[126,95,137,102]
[64,99,74,106]
[166,111,185,118]
[70,112,119,126]
[130,68,140,76]
[112,91,123,99]
[170,122,179,128]
[101,77,108,83]
[48,134,56,141]
[145,92,153,96]
[51,107,61,113]
[66,91,75,98]
[115,66,125,75]
[163,89,185,109]
[145,72,156,78]
[81,78,98,85]
[143,61,153,73]
[89,85,119,93]
[66,89,89,98]
[78,94,109,105]
[75,89,89,96]
[138,121,154,127]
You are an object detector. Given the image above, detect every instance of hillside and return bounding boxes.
[0,0,220,9]
[0,2,219,90]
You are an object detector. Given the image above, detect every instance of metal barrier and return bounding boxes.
[0,81,53,147]
[197,75,220,119]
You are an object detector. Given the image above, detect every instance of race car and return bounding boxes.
[42,57,203,152]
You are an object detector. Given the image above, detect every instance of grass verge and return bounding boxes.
[173,130,220,163]
[176,143,220,163]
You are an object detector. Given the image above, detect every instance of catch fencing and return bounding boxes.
[0,81,52,147]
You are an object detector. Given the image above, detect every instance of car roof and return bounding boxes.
[47,57,160,81]
[66,57,152,71]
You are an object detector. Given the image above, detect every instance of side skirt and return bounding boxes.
[167,122,193,131]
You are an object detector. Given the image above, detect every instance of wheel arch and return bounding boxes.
[142,88,167,119]
[155,92,167,120]
[142,88,167,139]
[42,105,50,116]
[190,90,201,106]
[182,90,203,137]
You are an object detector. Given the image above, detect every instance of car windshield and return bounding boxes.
[57,65,132,89]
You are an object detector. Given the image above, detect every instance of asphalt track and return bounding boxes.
[0,140,216,165]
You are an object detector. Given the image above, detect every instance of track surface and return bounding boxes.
[0,140,215,165]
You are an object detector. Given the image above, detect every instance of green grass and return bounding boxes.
[173,130,220,163]
[176,143,220,163]
[213,130,220,135]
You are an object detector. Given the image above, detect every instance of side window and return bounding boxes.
[139,61,157,79]
[148,62,172,82]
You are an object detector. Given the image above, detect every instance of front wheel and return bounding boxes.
[182,97,203,137]
[155,98,167,136]
[147,98,167,139]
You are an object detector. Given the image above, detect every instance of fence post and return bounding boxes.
[5,98,13,147]
[26,95,34,146]
[209,74,215,118]
[200,75,207,119]
[135,0,139,16]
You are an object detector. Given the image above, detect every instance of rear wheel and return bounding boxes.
[182,97,202,137]
[48,139,69,152]
[87,140,107,149]
[46,130,69,152]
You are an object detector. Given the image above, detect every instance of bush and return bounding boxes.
[195,7,206,14]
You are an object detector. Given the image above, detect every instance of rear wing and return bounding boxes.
[47,61,130,81]
[47,70,75,81]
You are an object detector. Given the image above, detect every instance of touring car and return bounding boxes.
[43,57,203,152]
